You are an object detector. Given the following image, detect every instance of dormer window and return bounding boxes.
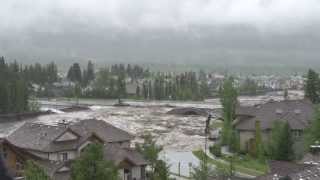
[54,130,79,142]
[1,146,8,159]
[60,152,68,161]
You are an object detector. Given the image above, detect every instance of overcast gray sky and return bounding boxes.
[2,0,320,31]
[1,0,320,69]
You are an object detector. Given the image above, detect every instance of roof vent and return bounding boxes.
[276,109,283,114]
[294,109,301,114]
[58,119,69,128]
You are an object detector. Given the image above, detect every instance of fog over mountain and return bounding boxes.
[1,0,320,69]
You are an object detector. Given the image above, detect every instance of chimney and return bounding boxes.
[58,119,69,128]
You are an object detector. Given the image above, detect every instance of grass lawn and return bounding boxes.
[221,155,269,173]
[193,150,268,177]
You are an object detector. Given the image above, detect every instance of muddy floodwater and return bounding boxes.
[0,91,303,176]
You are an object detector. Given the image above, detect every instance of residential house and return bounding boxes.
[234,99,314,152]
[256,160,320,180]
[1,119,147,180]
[0,138,27,177]
[301,143,320,165]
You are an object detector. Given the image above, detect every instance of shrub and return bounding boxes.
[209,144,222,157]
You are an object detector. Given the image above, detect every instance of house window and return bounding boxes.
[60,153,68,161]
[2,146,8,159]
[292,130,302,138]
[16,158,24,171]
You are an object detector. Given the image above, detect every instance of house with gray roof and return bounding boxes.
[234,99,315,151]
[256,160,320,180]
[256,144,320,180]
[2,119,147,180]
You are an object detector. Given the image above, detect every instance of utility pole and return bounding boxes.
[204,114,212,179]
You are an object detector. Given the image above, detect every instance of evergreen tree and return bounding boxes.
[116,72,126,99]
[268,121,283,159]
[269,121,294,161]
[254,121,265,162]
[67,63,82,83]
[229,130,240,153]
[191,154,217,180]
[0,56,5,68]
[24,160,49,180]
[142,82,148,99]
[0,81,9,113]
[71,144,118,180]
[136,134,162,172]
[284,88,289,100]
[82,61,95,86]
[240,78,258,95]
[148,81,153,99]
[305,106,320,148]
[0,58,29,114]
[277,122,294,161]
[46,62,58,83]
[305,69,320,103]
[136,85,140,98]
[86,61,95,82]
[152,160,171,180]
[220,77,238,146]
[12,79,29,113]
[200,79,210,100]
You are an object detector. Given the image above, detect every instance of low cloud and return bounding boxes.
[1,0,320,32]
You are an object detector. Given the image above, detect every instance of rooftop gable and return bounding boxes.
[104,144,148,166]
[54,129,80,143]
[235,99,314,131]
[69,119,134,143]
[7,119,134,152]
[7,123,66,152]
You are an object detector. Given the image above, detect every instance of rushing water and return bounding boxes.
[0,91,304,176]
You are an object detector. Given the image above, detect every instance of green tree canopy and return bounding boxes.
[71,143,119,180]
[152,160,171,180]
[269,121,294,161]
[24,160,49,180]
[191,155,217,180]
[305,69,320,103]
[82,61,95,86]
[135,134,169,180]
[67,63,82,83]
[305,106,320,148]
[254,121,265,162]
[136,134,163,171]
[240,78,258,95]
[0,57,30,114]
[219,77,238,146]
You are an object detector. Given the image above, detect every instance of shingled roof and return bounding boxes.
[7,119,134,152]
[70,119,134,143]
[104,144,148,166]
[256,161,319,180]
[234,99,314,131]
